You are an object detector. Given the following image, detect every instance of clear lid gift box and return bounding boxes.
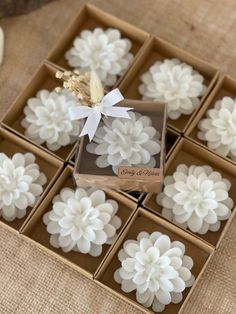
[73,99,167,193]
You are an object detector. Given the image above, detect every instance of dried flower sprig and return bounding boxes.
[55,70,129,141]
[55,69,93,105]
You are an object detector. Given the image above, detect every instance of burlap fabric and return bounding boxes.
[0,0,236,313]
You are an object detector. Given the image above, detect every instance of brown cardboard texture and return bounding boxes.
[166,128,181,160]
[96,207,213,314]
[118,190,146,204]
[118,36,219,133]
[143,138,236,248]
[68,143,77,166]
[74,100,167,193]
[0,128,63,231]
[21,165,137,279]
[1,62,77,162]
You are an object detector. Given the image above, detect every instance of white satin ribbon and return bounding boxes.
[69,88,132,141]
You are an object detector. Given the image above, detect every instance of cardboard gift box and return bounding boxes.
[73,100,167,193]
[95,207,214,314]
[21,165,138,279]
[1,62,77,162]
[143,138,236,248]
[47,3,149,87]
[0,128,63,232]
[186,74,236,164]
[117,35,219,134]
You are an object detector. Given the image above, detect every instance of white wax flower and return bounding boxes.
[156,164,233,234]
[197,96,236,160]
[139,58,206,120]
[0,153,47,222]
[114,231,194,313]
[21,89,82,151]
[86,112,161,174]
[43,187,122,256]
[65,27,134,86]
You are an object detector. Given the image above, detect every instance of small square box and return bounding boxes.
[95,207,213,314]
[47,3,149,87]
[0,128,63,231]
[1,62,77,162]
[186,74,236,165]
[143,138,236,248]
[21,165,137,279]
[117,36,219,133]
[74,100,167,193]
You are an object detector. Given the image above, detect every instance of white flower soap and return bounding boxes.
[21,89,82,151]
[139,58,206,120]
[114,231,195,313]
[43,187,122,256]
[86,112,161,175]
[197,96,236,160]
[0,153,47,222]
[156,164,234,234]
[65,28,134,86]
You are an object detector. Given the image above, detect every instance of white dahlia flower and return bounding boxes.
[156,164,233,234]
[114,231,194,312]
[43,187,122,256]
[0,153,47,221]
[139,58,206,120]
[86,112,161,174]
[198,96,236,160]
[21,89,82,151]
[65,28,134,86]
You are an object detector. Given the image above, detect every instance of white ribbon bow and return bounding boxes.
[69,88,132,141]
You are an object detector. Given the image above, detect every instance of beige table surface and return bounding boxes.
[0,0,236,313]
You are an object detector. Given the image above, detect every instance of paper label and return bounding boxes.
[118,167,161,180]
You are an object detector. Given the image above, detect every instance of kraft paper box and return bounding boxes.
[95,207,214,314]
[0,128,63,231]
[186,74,236,165]
[117,35,219,133]
[47,3,149,87]
[21,165,138,279]
[143,138,236,248]
[1,62,76,162]
[73,100,167,193]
